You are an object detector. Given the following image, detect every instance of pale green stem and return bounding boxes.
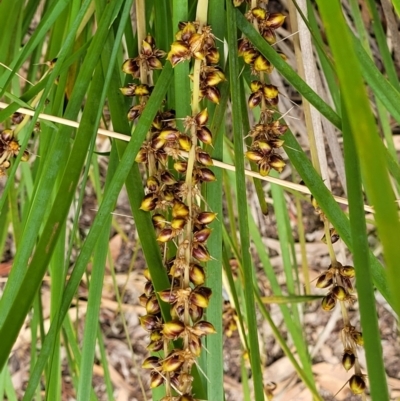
[136,0,148,85]
[184,0,209,288]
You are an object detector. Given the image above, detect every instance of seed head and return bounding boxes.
[342,349,355,371]
[162,320,186,339]
[266,13,286,29]
[189,264,206,286]
[140,194,158,211]
[196,211,217,225]
[253,55,273,73]
[349,374,366,394]
[269,154,285,172]
[251,7,267,21]
[321,293,336,311]
[332,285,347,301]
[197,126,213,145]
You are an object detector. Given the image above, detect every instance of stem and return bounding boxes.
[136,0,148,85]
[184,0,209,288]
[323,217,337,263]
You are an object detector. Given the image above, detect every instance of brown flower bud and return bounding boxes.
[349,374,366,395]
[162,320,185,339]
[251,7,267,21]
[172,201,190,218]
[197,126,213,145]
[190,286,212,308]
[139,293,148,307]
[269,154,285,173]
[197,167,216,182]
[332,285,347,301]
[196,149,213,166]
[119,83,137,96]
[122,58,138,75]
[321,293,336,311]
[189,264,206,286]
[245,150,263,162]
[143,268,151,281]
[174,160,188,173]
[193,49,206,61]
[151,135,167,150]
[269,138,285,148]
[266,13,286,29]
[263,84,279,100]
[162,353,184,372]
[21,151,30,162]
[135,148,148,163]
[192,244,211,262]
[135,84,151,96]
[127,104,143,121]
[351,331,364,346]
[259,161,271,177]
[179,21,196,40]
[147,339,163,352]
[144,281,154,297]
[140,194,158,211]
[159,128,179,141]
[142,356,161,369]
[171,303,184,320]
[146,295,161,315]
[157,228,175,242]
[12,113,24,125]
[196,211,217,225]
[271,120,288,135]
[193,227,212,243]
[159,289,178,304]
[243,48,259,64]
[250,80,263,93]
[256,140,272,154]
[262,28,276,45]
[171,218,187,230]
[146,176,159,192]
[238,38,251,56]
[340,265,355,278]
[150,371,164,388]
[141,39,153,56]
[139,314,160,331]
[189,304,204,322]
[189,336,202,356]
[150,330,162,342]
[162,189,175,202]
[190,293,209,309]
[1,129,13,142]
[254,55,273,73]
[192,321,217,336]
[342,349,355,371]
[148,56,163,70]
[316,273,333,289]
[248,92,263,108]
[203,86,221,104]
[178,134,192,151]
[168,41,191,66]
[160,170,177,185]
[206,47,220,64]
[188,33,203,52]
[205,69,225,86]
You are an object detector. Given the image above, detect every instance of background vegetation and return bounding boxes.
[0,0,399,400]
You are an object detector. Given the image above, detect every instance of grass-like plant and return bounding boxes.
[0,0,399,400]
